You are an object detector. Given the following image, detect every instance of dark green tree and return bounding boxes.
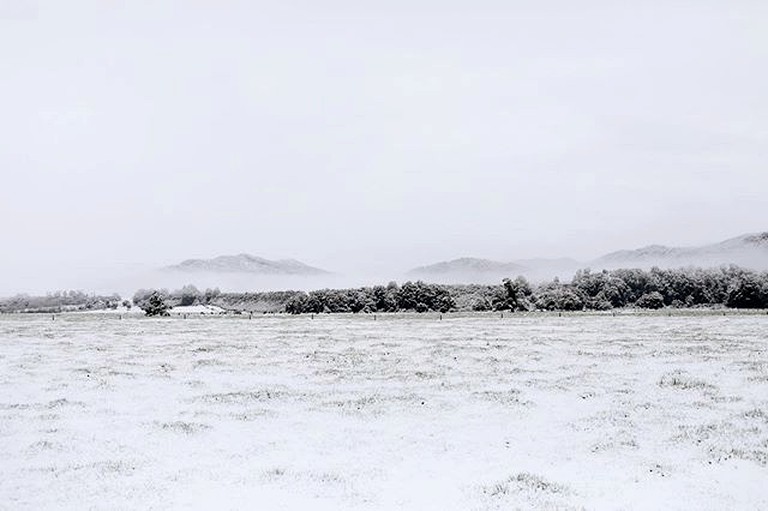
[636,291,665,309]
[141,291,171,317]
[726,273,766,309]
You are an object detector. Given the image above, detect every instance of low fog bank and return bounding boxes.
[406,269,577,287]
[0,263,148,299]
[121,271,410,297]
[80,267,590,299]
[0,264,576,299]
[0,270,418,301]
[0,265,400,300]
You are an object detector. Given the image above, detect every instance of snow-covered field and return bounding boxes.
[1,312,766,510]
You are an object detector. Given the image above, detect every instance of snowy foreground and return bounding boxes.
[1,312,767,510]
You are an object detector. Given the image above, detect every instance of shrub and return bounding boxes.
[178,285,201,306]
[140,291,170,317]
[725,274,766,309]
[636,291,665,309]
[533,282,584,311]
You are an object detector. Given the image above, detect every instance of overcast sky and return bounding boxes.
[1,0,767,293]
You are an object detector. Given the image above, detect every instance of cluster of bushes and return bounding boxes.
[0,290,122,313]
[451,277,534,312]
[285,281,454,314]
[132,285,223,310]
[570,266,768,310]
[283,266,768,314]
[132,285,304,314]
[212,290,305,313]
[133,281,457,315]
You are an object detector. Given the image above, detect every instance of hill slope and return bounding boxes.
[408,257,526,283]
[410,257,525,275]
[592,232,768,270]
[165,254,329,275]
[406,231,768,284]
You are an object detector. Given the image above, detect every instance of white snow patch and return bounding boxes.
[169,305,227,315]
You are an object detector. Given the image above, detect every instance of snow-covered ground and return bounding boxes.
[169,304,227,315]
[1,312,766,510]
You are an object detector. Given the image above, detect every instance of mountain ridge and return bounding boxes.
[408,257,525,275]
[160,231,767,284]
[408,231,768,282]
[164,254,330,275]
[594,231,768,268]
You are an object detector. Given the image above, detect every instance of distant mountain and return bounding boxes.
[406,231,768,284]
[712,232,768,250]
[593,245,687,266]
[410,257,525,275]
[407,257,526,284]
[591,232,768,270]
[164,254,330,275]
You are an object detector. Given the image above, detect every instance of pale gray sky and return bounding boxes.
[1,1,767,293]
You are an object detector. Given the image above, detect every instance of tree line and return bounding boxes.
[132,286,308,315]
[133,265,767,315]
[0,290,122,313]
[287,266,768,313]
[4,265,765,316]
